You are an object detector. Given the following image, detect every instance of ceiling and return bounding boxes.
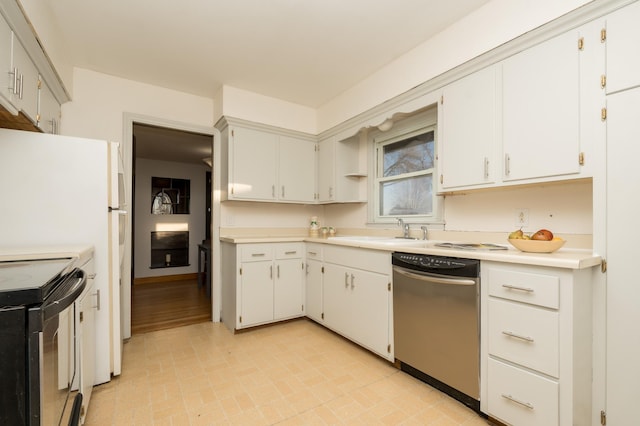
[41,0,490,163]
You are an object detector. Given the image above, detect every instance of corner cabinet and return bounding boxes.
[480,261,593,426]
[217,117,316,203]
[317,135,365,203]
[220,242,305,331]
[321,245,393,361]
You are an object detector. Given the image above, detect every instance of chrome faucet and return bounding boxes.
[421,225,429,240]
[397,218,411,239]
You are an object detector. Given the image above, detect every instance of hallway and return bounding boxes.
[131,276,212,335]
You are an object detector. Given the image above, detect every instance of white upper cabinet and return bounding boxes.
[279,135,316,202]
[37,76,61,134]
[230,125,278,200]
[438,64,498,190]
[502,30,581,182]
[10,33,39,122]
[0,14,13,111]
[605,1,640,94]
[317,134,364,203]
[220,118,316,203]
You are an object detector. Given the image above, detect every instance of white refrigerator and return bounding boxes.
[0,127,125,385]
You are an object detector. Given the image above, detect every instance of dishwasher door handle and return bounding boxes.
[393,266,476,286]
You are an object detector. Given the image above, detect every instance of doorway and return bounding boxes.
[121,114,221,338]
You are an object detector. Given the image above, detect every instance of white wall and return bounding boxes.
[134,158,208,279]
[221,201,323,229]
[317,0,592,131]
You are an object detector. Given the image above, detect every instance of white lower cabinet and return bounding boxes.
[304,243,324,323]
[481,261,593,426]
[222,242,304,330]
[321,245,393,361]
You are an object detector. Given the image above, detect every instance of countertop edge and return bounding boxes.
[219,236,601,270]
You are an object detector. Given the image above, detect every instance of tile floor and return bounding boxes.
[85,319,491,425]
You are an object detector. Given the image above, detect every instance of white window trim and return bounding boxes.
[367,108,443,225]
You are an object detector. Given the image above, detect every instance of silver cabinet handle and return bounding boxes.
[329,187,333,198]
[272,185,275,198]
[270,265,273,279]
[251,253,266,257]
[277,264,280,278]
[502,330,534,342]
[284,250,297,255]
[505,153,511,176]
[501,394,534,410]
[345,272,349,287]
[11,67,18,94]
[281,186,285,198]
[484,157,489,179]
[307,251,317,256]
[93,289,101,311]
[19,73,23,99]
[305,263,309,274]
[350,274,355,289]
[502,284,534,293]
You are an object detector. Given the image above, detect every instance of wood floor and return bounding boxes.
[131,276,212,335]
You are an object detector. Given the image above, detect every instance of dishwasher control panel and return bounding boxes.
[392,252,480,278]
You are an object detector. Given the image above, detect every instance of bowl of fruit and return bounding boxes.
[508,229,565,253]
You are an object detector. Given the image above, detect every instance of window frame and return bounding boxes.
[368,109,442,225]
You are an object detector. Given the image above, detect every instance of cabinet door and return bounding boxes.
[348,269,391,358]
[0,17,13,110]
[502,30,580,181]
[240,261,274,327]
[305,259,323,322]
[230,126,277,200]
[279,136,316,202]
[38,77,61,134]
[274,258,303,320]
[605,88,640,425]
[606,1,640,94]
[78,277,96,425]
[317,136,335,202]
[10,34,39,123]
[322,263,352,334]
[439,65,497,190]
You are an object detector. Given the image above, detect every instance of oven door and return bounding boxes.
[28,269,86,426]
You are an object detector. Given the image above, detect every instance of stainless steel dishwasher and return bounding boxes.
[392,252,480,412]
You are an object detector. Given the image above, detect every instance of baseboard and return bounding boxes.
[134,272,198,285]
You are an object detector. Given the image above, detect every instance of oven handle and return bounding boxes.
[42,270,87,321]
[393,266,476,286]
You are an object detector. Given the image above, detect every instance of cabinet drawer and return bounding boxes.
[488,298,559,377]
[488,358,558,426]
[241,244,274,262]
[275,243,303,259]
[304,243,323,261]
[488,266,559,309]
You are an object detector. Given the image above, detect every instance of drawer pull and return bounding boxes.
[284,251,297,255]
[501,394,534,410]
[502,330,535,343]
[251,253,266,257]
[502,284,534,293]
[307,251,317,256]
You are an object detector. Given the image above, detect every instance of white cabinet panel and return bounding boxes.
[77,275,96,425]
[439,65,497,189]
[240,260,274,327]
[605,87,640,425]
[502,30,581,182]
[10,34,38,122]
[0,15,13,111]
[274,257,303,320]
[37,77,61,134]
[279,136,316,202]
[230,126,278,200]
[606,1,640,94]
[305,258,323,322]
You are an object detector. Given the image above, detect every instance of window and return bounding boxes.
[373,126,436,223]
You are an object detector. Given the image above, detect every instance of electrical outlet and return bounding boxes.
[514,208,529,227]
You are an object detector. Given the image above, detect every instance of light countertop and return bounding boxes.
[220,235,601,270]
